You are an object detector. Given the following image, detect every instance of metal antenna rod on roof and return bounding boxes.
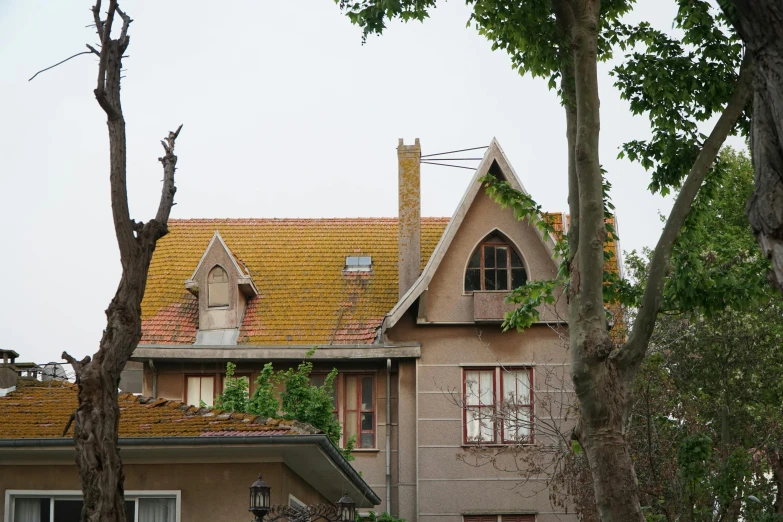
[420,161,477,171]
[420,145,489,158]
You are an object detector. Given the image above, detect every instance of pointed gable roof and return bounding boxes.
[185,231,258,297]
[383,138,562,331]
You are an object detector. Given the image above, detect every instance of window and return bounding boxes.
[9,492,179,522]
[464,516,535,522]
[207,265,229,307]
[501,369,533,443]
[309,373,375,449]
[463,367,534,445]
[344,374,375,449]
[289,495,306,509]
[222,373,251,394]
[464,369,496,443]
[464,238,527,292]
[345,256,372,272]
[186,375,215,407]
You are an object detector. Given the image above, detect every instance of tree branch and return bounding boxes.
[62,351,91,381]
[28,50,95,82]
[615,52,755,375]
[155,124,183,224]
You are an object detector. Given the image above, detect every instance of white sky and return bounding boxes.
[0,0,744,364]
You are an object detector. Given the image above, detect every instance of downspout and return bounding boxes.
[148,359,158,399]
[386,358,392,513]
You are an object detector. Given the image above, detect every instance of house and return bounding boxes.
[0,377,380,522]
[130,138,600,522]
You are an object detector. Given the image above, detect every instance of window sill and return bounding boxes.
[349,448,380,453]
[461,442,535,448]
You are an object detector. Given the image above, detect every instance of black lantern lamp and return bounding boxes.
[336,492,356,522]
[250,474,271,522]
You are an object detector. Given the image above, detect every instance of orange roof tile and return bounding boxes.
[0,380,319,439]
[141,218,449,345]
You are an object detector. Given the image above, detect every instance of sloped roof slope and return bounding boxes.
[141,218,448,345]
[0,380,319,439]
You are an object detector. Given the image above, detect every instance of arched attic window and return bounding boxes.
[208,265,230,308]
[464,233,527,292]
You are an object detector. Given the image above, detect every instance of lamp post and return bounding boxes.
[249,473,356,522]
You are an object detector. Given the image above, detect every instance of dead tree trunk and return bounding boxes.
[61,2,182,521]
[719,1,783,291]
[551,0,755,519]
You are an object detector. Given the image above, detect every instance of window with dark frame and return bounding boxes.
[310,373,339,422]
[464,239,527,292]
[463,367,534,445]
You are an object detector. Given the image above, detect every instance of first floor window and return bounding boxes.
[464,516,535,522]
[186,375,215,407]
[463,366,534,445]
[11,493,177,522]
[310,372,376,449]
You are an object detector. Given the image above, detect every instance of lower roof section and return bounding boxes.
[0,435,381,507]
[131,343,421,362]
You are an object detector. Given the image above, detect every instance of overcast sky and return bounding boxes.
[0,0,744,364]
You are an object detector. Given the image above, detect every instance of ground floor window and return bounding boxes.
[9,491,179,522]
[464,515,535,522]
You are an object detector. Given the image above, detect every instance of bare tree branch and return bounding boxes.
[28,50,95,82]
[155,124,182,224]
[615,52,755,376]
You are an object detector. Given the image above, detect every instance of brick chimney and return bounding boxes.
[398,138,421,298]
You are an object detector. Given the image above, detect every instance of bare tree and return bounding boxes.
[57,2,182,520]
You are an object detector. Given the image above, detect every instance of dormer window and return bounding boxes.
[208,265,229,307]
[345,256,372,272]
[465,237,527,292]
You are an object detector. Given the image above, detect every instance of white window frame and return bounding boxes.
[288,494,306,509]
[4,490,181,522]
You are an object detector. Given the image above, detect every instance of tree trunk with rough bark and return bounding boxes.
[551,0,755,519]
[61,2,182,521]
[721,1,783,292]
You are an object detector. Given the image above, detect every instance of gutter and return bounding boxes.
[0,435,381,506]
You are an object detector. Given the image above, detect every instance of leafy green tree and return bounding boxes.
[333,1,753,518]
[216,360,356,460]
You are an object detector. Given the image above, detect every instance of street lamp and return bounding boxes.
[249,474,271,522]
[248,473,357,522]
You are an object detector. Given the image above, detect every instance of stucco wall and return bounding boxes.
[422,184,566,324]
[0,462,329,522]
[387,312,576,522]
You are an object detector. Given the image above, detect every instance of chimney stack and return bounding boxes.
[398,138,421,298]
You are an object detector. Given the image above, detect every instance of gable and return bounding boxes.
[383,139,561,331]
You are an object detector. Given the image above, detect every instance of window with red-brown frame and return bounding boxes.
[464,236,527,293]
[463,515,535,522]
[463,367,534,445]
[310,373,376,449]
[500,367,534,444]
[185,375,216,407]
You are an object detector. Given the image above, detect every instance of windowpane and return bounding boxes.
[14,498,48,522]
[345,411,358,439]
[54,499,83,522]
[496,247,507,268]
[208,266,229,307]
[465,371,480,406]
[200,377,214,407]
[345,376,357,409]
[186,377,201,406]
[468,249,481,268]
[484,269,496,291]
[361,412,374,431]
[465,268,481,291]
[480,407,495,441]
[361,376,373,410]
[139,497,176,522]
[479,371,493,406]
[483,246,495,268]
[466,409,480,441]
[511,268,527,289]
[496,269,508,290]
[510,249,524,268]
[360,432,374,448]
